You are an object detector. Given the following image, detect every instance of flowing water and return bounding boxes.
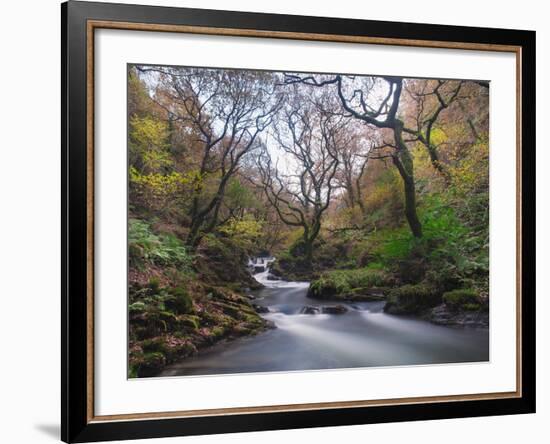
[161,258,489,377]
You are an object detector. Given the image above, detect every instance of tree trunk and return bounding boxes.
[186,221,203,250]
[185,176,229,249]
[303,237,314,265]
[400,165,423,238]
[393,122,423,238]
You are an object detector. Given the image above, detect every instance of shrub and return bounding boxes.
[218,214,263,252]
[362,192,489,294]
[128,219,193,270]
[385,283,440,314]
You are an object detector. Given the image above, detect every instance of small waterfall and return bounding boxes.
[248,256,309,289]
[248,256,276,283]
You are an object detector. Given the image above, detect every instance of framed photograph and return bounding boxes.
[62,1,535,442]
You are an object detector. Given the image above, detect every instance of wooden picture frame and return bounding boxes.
[62,1,535,442]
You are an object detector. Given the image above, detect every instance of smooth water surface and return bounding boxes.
[161,262,489,377]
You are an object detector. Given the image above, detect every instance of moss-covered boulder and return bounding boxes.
[270,237,350,281]
[308,268,394,301]
[384,283,441,315]
[194,235,263,290]
[141,335,197,361]
[442,289,481,311]
[131,351,166,378]
[270,253,313,281]
[426,288,488,327]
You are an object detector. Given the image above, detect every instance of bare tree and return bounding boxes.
[255,99,342,263]
[283,73,469,238]
[285,74,423,237]
[333,124,381,215]
[138,67,282,248]
[403,79,463,180]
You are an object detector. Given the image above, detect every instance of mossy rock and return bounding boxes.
[199,310,227,326]
[208,286,251,305]
[385,283,441,315]
[136,352,166,377]
[442,289,480,311]
[165,286,194,314]
[141,337,170,355]
[194,235,263,289]
[211,326,226,338]
[345,287,387,301]
[242,312,264,327]
[230,324,253,336]
[140,335,198,363]
[212,300,242,318]
[271,250,314,280]
[308,268,394,300]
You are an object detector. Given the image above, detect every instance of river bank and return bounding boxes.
[161,259,489,377]
[128,279,274,378]
[131,251,489,378]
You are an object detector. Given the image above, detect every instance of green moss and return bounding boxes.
[213,301,241,317]
[443,289,479,310]
[148,277,161,294]
[243,312,263,326]
[231,324,252,336]
[194,234,262,289]
[166,286,194,314]
[271,253,312,280]
[211,326,226,338]
[138,352,166,377]
[176,341,197,357]
[141,337,169,354]
[385,283,440,314]
[138,335,198,367]
[309,268,394,300]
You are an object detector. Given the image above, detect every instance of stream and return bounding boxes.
[160,257,489,377]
